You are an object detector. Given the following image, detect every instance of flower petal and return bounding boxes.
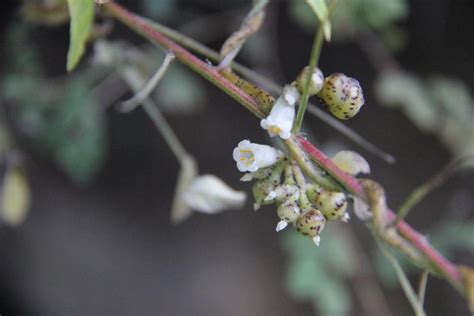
[331,150,371,175]
[182,175,247,214]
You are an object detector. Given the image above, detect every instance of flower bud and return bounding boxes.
[252,162,285,207]
[295,208,326,246]
[296,66,324,96]
[276,190,301,231]
[308,187,348,221]
[319,73,365,120]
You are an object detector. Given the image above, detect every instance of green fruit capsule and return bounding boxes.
[276,191,301,232]
[319,73,365,120]
[296,66,325,96]
[313,188,348,221]
[295,208,326,246]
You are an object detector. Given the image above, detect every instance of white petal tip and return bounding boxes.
[264,191,277,201]
[240,174,253,182]
[312,236,321,247]
[341,213,350,223]
[253,203,261,211]
[275,221,288,232]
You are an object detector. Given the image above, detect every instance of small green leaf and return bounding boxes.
[304,0,332,41]
[66,0,94,71]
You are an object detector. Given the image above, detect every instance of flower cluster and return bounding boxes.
[259,66,365,142]
[232,140,370,246]
[230,66,368,246]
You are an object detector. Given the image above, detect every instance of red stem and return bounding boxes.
[103,1,266,118]
[297,136,461,284]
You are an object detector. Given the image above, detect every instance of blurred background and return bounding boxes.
[0,0,473,315]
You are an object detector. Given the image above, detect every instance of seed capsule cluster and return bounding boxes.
[249,161,350,246]
[295,67,365,120]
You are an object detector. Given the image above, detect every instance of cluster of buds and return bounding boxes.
[233,140,370,246]
[231,66,369,246]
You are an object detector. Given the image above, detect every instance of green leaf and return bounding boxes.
[304,0,332,41]
[66,0,94,71]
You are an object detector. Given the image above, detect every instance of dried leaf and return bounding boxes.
[220,0,268,65]
[1,166,31,226]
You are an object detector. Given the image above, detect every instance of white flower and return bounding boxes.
[182,175,246,214]
[232,140,283,172]
[260,85,299,139]
[282,85,300,106]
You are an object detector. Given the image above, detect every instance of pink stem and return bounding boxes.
[297,136,461,284]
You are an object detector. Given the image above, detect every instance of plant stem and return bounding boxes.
[146,17,395,164]
[103,1,266,119]
[418,270,429,307]
[119,52,176,112]
[297,136,462,286]
[377,239,426,316]
[292,27,324,134]
[119,65,188,162]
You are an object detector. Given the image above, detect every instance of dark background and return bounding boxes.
[0,0,473,315]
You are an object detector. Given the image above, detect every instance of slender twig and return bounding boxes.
[292,27,324,134]
[118,65,187,162]
[145,17,395,163]
[103,1,266,118]
[119,52,175,112]
[418,270,429,308]
[378,239,426,316]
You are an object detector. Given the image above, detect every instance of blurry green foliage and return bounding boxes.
[1,23,107,184]
[282,226,356,316]
[375,72,474,167]
[290,0,408,47]
[66,0,94,71]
